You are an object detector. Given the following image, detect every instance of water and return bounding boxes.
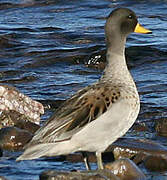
[0,0,167,179]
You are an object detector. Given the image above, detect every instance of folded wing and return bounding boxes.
[27,82,121,147]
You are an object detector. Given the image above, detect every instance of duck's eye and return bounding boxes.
[128,15,133,19]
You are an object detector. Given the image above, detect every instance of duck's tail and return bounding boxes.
[16,141,74,161]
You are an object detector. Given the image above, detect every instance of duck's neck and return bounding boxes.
[105,31,126,57]
[101,41,135,86]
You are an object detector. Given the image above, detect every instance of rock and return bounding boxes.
[14,120,40,134]
[132,122,149,132]
[144,155,167,172]
[65,152,96,163]
[0,126,33,151]
[0,148,3,157]
[85,49,106,70]
[64,152,114,164]
[0,176,8,180]
[40,169,120,180]
[105,158,146,180]
[0,110,15,128]
[107,138,167,164]
[105,138,167,173]
[0,84,44,126]
[0,110,41,133]
[155,117,167,137]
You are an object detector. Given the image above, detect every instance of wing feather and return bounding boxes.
[27,82,122,147]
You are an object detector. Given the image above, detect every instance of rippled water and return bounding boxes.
[0,0,167,179]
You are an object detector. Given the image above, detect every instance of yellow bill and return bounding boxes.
[134,23,152,34]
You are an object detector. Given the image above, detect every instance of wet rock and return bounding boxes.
[0,84,44,126]
[40,169,120,180]
[0,36,18,48]
[0,176,8,180]
[107,137,167,164]
[0,148,3,157]
[144,155,167,172]
[0,126,33,151]
[60,151,114,165]
[0,110,41,131]
[0,110,14,128]
[105,158,146,180]
[155,117,167,137]
[73,39,92,45]
[65,152,96,163]
[104,137,167,173]
[132,122,149,132]
[14,120,40,134]
[85,49,106,70]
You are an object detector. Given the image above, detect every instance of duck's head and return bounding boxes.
[105,8,151,48]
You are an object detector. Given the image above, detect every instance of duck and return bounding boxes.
[17,8,151,170]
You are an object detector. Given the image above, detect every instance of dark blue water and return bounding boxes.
[0,0,167,179]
